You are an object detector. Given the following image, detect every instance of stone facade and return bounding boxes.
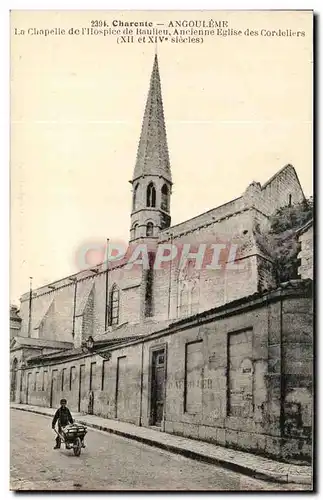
[10,305,21,338]
[297,219,313,280]
[13,281,312,462]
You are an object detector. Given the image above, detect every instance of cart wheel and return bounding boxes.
[73,437,81,456]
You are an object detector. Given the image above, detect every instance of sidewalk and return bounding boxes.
[11,403,312,486]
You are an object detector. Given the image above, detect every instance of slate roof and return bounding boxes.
[26,334,146,364]
[10,336,73,350]
[133,54,172,183]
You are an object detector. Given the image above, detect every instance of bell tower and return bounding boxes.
[129,54,172,242]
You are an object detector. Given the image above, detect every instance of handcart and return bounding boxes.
[54,422,87,456]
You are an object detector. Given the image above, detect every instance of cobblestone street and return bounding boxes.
[10,409,309,491]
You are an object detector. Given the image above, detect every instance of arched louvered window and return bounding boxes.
[109,284,120,326]
[161,184,169,212]
[132,223,139,239]
[146,183,156,208]
[133,183,139,210]
[146,222,154,237]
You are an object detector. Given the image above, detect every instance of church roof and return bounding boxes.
[10,336,73,351]
[132,54,172,183]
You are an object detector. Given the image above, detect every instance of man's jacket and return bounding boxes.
[52,407,74,428]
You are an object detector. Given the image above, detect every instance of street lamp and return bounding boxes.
[68,277,78,338]
[81,336,95,353]
[81,336,112,360]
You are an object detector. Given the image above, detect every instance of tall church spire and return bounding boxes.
[133,54,172,182]
[130,54,172,242]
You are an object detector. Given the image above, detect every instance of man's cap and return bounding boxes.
[60,398,67,404]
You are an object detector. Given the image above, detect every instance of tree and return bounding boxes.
[255,197,313,283]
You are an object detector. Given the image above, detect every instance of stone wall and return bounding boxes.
[10,305,22,338]
[259,165,305,216]
[17,165,305,347]
[153,208,268,322]
[281,295,313,460]
[19,264,144,345]
[298,222,313,280]
[20,282,312,462]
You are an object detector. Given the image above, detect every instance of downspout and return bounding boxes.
[139,341,144,427]
[28,277,33,337]
[162,343,168,432]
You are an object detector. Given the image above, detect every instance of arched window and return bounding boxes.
[161,184,169,212]
[146,182,156,208]
[133,183,139,211]
[146,222,154,237]
[109,284,120,326]
[132,223,139,239]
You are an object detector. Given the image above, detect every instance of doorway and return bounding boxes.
[150,348,166,426]
[26,372,32,405]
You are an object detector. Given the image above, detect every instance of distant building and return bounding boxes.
[10,305,21,339]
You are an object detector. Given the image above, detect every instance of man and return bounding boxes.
[52,398,74,449]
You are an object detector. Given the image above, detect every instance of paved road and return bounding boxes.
[10,409,308,491]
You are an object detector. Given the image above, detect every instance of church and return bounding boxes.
[10,54,313,463]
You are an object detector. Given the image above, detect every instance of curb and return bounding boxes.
[11,405,312,486]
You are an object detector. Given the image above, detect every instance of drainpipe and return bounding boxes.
[162,343,168,432]
[139,342,144,426]
[19,368,23,404]
[68,277,78,338]
[28,277,33,337]
[167,234,173,319]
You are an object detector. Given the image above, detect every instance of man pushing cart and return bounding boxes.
[52,398,87,455]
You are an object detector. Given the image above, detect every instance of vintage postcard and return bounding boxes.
[10,10,313,491]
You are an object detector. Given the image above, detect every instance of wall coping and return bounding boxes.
[23,279,312,368]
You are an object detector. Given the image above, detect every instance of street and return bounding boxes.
[10,409,308,491]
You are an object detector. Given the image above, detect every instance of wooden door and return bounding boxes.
[151,349,166,426]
